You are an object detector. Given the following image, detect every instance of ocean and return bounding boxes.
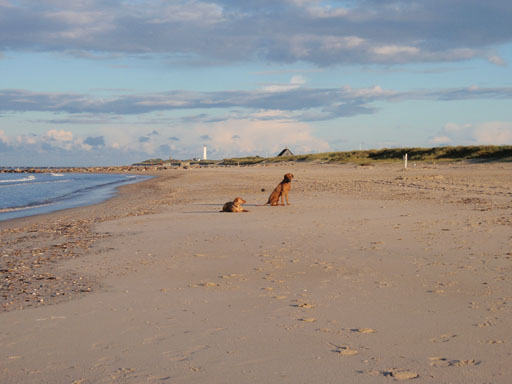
[0,172,151,222]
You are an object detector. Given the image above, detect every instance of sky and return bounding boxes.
[1,0,512,166]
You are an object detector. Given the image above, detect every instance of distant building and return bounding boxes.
[277,148,294,157]
[203,145,207,160]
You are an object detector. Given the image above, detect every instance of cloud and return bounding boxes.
[372,45,420,56]
[138,136,150,143]
[169,136,180,141]
[158,144,171,154]
[1,0,511,66]
[1,85,511,129]
[84,136,105,147]
[200,134,212,141]
[0,127,173,166]
[429,121,512,146]
[197,117,331,158]
[488,55,506,66]
[474,122,512,145]
[262,75,307,92]
[47,129,73,142]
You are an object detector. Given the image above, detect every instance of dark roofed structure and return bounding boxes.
[277,148,294,157]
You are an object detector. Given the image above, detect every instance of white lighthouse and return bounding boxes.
[203,145,207,160]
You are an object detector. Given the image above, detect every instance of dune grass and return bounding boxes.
[221,146,512,165]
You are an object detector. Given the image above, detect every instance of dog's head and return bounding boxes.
[284,173,294,182]
[233,197,247,205]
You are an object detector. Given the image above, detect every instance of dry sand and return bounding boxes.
[1,162,511,383]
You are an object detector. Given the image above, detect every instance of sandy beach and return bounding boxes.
[1,162,511,383]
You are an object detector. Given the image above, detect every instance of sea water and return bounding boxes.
[0,172,151,222]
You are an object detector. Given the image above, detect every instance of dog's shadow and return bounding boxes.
[184,202,261,214]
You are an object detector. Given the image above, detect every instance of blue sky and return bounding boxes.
[1,0,512,166]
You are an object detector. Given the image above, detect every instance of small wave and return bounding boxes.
[0,202,54,214]
[0,175,36,183]
[0,179,70,189]
[51,173,64,177]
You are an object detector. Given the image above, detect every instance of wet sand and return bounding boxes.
[1,162,511,383]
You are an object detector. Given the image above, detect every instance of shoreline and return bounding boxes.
[0,171,180,312]
[0,173,152,222]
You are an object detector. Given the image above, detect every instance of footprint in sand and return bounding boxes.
[364,369,418,380]
[474,317,497,327]
[429,357,481,367]
[430,334,457,343]
[392,371,419,380]
[191,282,218,287]
[299,317,317,322]
[351,328,376,334]
[219,274,240,279]
[334,347,359,356]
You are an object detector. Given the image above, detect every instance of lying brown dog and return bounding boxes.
[222,197,249,212]
[265,173,294,206]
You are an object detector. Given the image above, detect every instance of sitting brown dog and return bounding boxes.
[222,197,249,212]
[265,173,294,206]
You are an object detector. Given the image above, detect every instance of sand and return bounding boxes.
[1,162,511,383]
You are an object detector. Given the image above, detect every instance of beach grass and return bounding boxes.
[221,145,512,165]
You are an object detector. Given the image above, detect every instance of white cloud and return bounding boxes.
[372,45,420,56]
[202,118,331,157]
[474,122,512,145]
[262,75,306,92]
[430,121,512,146]
[343,85,395,98]
[47,129,73,141]
[290,75,306,85]
[488,55,506,66]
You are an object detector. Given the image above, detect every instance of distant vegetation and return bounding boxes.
[137,146,512,166]
[221,156,266,166]
[136,158,165,165]
[221,146,512,165]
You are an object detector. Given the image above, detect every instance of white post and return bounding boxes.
[404,153,408,170]
[203,145,207,160]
